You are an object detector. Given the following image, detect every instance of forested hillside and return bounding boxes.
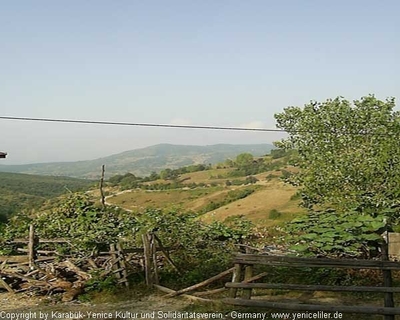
[0,172,94,222]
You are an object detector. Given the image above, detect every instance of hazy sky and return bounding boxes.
[1,1,398,164]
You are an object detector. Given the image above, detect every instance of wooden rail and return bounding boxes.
[225,254,400,319]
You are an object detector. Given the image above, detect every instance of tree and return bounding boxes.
[235,153,254,167]
[274,95,400,217]
[159,168,179,180]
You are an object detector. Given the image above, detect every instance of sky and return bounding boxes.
[1,0,399,164]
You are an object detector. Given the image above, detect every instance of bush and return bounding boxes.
[269,209,282,220]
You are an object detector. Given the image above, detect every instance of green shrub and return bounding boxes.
[269,209,282,220]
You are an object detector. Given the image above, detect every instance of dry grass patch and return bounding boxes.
[106,187,224,211]
[200,181,305,226]
[179,168,232,184]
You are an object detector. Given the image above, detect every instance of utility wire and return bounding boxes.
[0,116,284,133]
[0,116,396,136]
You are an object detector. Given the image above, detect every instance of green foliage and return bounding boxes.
[285,209,389,258]
[228,154,288,178]
[235,153,254,167]
[245,176,259,184]
[159,168,179,180]
[2,193,139,254]
[269,209,282,220]
[0,172,93,221]
[275,95,400,256]
[270,149,287,159]
[1,188,254,288]
[84,270,118,293]
[134,209,253,286]
[198,187,258,214]
[274,95,400,215]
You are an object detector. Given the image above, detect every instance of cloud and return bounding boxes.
[169,118,192,126]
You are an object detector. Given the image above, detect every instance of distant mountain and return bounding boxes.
[0,143,274,179]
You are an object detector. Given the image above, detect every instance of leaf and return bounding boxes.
[290,244,309,252]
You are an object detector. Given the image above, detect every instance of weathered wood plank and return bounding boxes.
[154,284,211,302]
[242,264,253,299]
[229,263,242,298]
[0,277,14,294]
[10,238,68,244]
[165,267,235,298]
[28,225,35,269]
[234,254,400,270]
[225,282,400,293]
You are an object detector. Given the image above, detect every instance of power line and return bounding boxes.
[0,116,285,133]
[0,115,396,136]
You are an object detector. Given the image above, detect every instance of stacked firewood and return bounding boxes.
[0,256,93,301]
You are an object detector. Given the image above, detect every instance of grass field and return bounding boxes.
[106,164,305,227]
[105,186,224,211]
[200,181,305,226]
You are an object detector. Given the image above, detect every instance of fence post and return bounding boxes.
[142,232,158,286]
[382,233,395,320]
[116,242,129,288]
[243,247,253,299]
[242,264,254,299]
[150,233,159,285]
[229,263,242,298]
[28,224,36,269]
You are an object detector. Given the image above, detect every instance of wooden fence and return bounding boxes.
[224,253,400,319]
[0,226,173,298]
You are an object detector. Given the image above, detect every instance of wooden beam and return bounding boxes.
[225,282,400,293]
[0,277,14,294]
[234,254,400,270]
[10,238,68,244]
[165,267,235,298]
[154,284,211,302]
[242,264,253,299]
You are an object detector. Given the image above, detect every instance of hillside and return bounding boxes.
[0,172,94,222]
[0,143,273,179]
[105,152,305,227]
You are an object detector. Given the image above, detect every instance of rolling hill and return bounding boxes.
[104,153,305,227]
[0,143,273,179]
[0,172,94,222]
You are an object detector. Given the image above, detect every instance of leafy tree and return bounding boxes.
[149,171,160,181]
[159,168,179,180]
[235,153,254,167]
[270,149,287,159]
[275,95,400,257]
[275,95,400,216]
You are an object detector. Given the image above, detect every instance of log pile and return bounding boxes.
[0,256,91,301]
[0,227,174,300]
[0,230,135,300]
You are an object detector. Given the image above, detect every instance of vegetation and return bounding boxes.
[198,186,259,214]
[4,106,399,309]
[0,172,93,223]
[0,143,273,178]
[275,95,400,257]
[285,209,387,257]
[2,194,138,254]
[1,193,254,287]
